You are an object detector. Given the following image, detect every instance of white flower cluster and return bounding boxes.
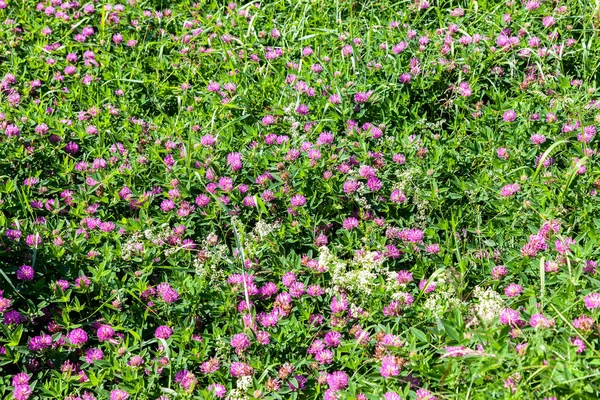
[423,274,462,317]
[225,389,248,400]
[143,223,171,246]
[224,375,253,400]
[470,286,504,325]
[163,246,179,257]
[251,219,281,240]
[423,291,462,317]
[354,194,372,210]
[121,232,144,260]
[318,247,388,295]
[195,246,229,280]
[237,376,253,391]
[394,167,418,193]
[385,270,402,292]
[283,104,300,137]
[413,195,430,227]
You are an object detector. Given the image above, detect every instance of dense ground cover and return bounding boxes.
[0,0,599,398]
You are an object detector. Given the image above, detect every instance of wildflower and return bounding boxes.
[315,349,333,364]
[128,355,143,367]
[342,217,359,230]
[256,331,270,345]
[573,315,594,332]
[555,237,575,255]
[383,392,402,400]
[425,243,440,254]
[380,356,399,378]
[329,94,341,104]
[109,390,129,400]
[174,370,197,392]
[326,371,348,391]
[296,104,309,115]
[529,314,554,328]
[227,152,243,171]
[458,81,472,96]
[390,189,406,203]
[354,91,372,103]
[230,333,251,353]
[530,133,548,147]
[97,324,115,341]
[85,348,104,363]
[5,124,20,137]
[67,328,88,346]
[393,42,408,54]
[497,148,509,159]
[154,325,173,339]
[504,283,523,298]
[571,337,586,353]
[500,308,522,327]
[290,194,306,207]
[584,293,600,309]
[200,358,220,374]
[262,115,275,125]
[25,234,42,247]
[503,110,517,122]
[500,183,520,197]
[230,362,254,377]
[16,265,34,281]
[208,384,226,398]
[12,373,30,387]
[416,389,436,400]
[156,282,179,303]
[320,332,340,348]
[491,265,507,279]
[542,16,555,28]
[12,385,32,400]
[207,82,220,92]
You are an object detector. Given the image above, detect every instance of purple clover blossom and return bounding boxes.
[230,333,251,353]
[156,282,179,303]
[354,91,372,103]
[110,389,129,400]
[13,385,32,400]
[67,328,88,346]
[290,194,306,207]
[154,325,173,339]
[16,265,34,281]
[174,370,197,392]
[85,347,104,363]
[97,324,115,341]
[380,355,399,378]
[343,217,359,230]
[584,293,600,309]
[500,308,522,327]
[503,110,517,122]
[500,183,521,197]
[326,371,348,391]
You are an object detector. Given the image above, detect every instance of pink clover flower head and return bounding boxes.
[354,91,372,103]
[326,370,348,391]
[154,325,173,339]
[584,292,600,309]
[503,109,517,122]
[97,324,115,341]
[68,328,88,346]
[110,389,129,400]
[16,265,34,281]
[500,308,522,327]
[290,194,306,207]
[500,183,520,197]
